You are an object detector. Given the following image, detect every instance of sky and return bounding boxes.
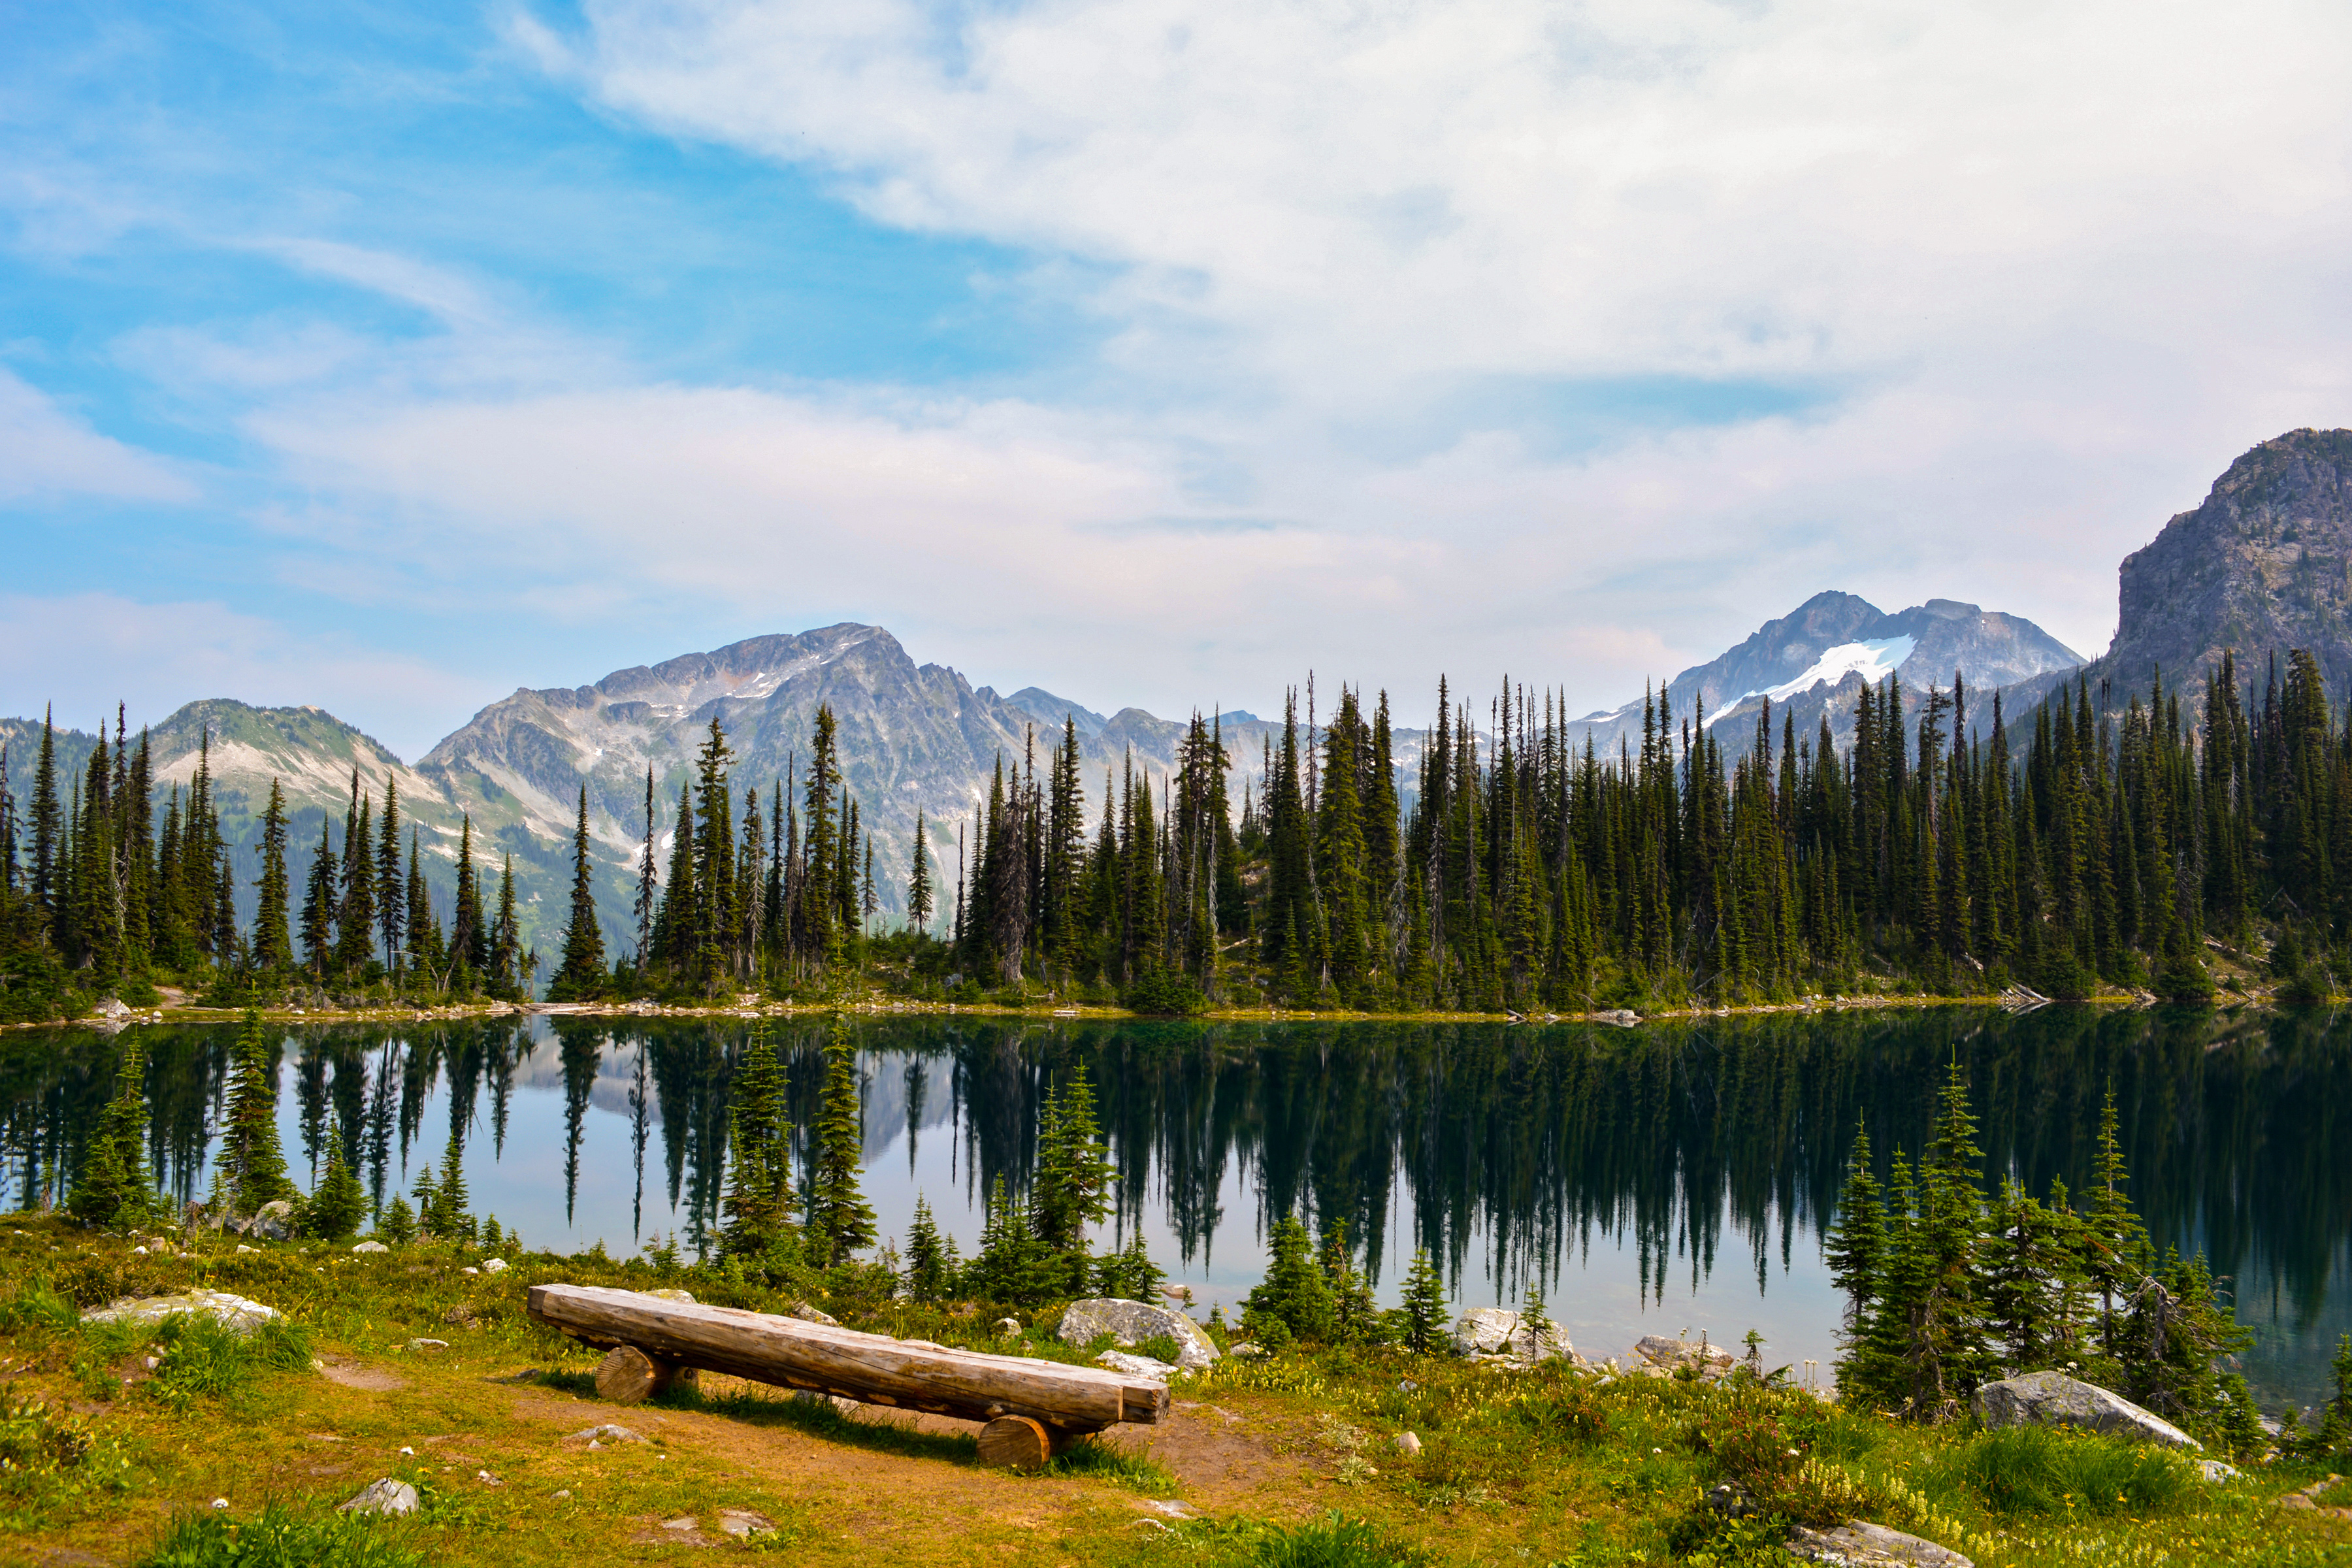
[4,0,2349,761]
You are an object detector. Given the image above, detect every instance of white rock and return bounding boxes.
[210,1497,229,1510]
[82,1290,282,1335]
[1059,1298,1222,1371]
[568,1422,647,1444]
[995,1317,1024,1337]
[245,1200,296,1242]
[717,1509,775,1538]
[407,1337,449,1352]
[791,1301,840,1325]
[338,1479,421,1518]
[235,1245,257,1254]
[1972,1371,2202,1450]
[1451,1307,1576,1364]
[1097,1349,1181,1380]
[647,1287,695,1303]
[482,1257,508,1273]
[2198,1459,2240,1483]
[1786,1521,1971,1565]
[131,1246,148,1256]
[1395,1431,1423,1456]
[460,1267,478,1276]
[351,1241,389,1254]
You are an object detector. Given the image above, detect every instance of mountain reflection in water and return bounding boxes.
[5,1007,2347,1413]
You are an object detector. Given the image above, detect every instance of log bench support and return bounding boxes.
[527,1283,1168,1467]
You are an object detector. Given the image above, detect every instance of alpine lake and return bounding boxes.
[6,1004,2349,1416]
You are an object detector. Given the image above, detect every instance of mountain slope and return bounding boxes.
[1569,593,2083,758]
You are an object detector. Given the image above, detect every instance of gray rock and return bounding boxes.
[351,1241,389,1254]
[337,1479,420,1518]
[82,1290,282,1335]
[406,1337,449,1352]
[2198,1459,2240,1483]
[717,1509,775,1538]
[568,1422,647,1443]
[1593,1009,1642,1026]
[995,1317,1024,1337]
[647,1288,696,1303]
[246,1200,296,1242]
[1058,1298,1222,1371]
[1394,1431,1422,1456]
[1097,1349,1181,1380]
[1784,1521,1972,1566]
[791,1301,840,1325]
[481,1257,508,1273]
[1451,1307,1575,1364]
[792,1390,861,1416]
[1972,1370,2202,1450]
[1633,1334,1735,1376]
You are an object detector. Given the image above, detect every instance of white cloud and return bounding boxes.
[0,593,491,762]
[0,367,195,503]
[478,0,2352,684]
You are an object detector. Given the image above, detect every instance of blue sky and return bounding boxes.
[5,0,2349,758]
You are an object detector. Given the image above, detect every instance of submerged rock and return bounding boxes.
[1972,1370,2201,1450]
[1058,1298,1220,1371]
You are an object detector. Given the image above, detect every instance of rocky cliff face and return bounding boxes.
[2099,428,2352,700]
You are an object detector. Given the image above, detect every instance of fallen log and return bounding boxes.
[527,1284,1169,1436]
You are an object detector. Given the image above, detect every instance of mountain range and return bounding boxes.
[8,427,2352,964]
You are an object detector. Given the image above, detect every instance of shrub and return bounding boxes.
[1124,970,1205,1017]
[1942,1424,2194,1517]
[146,1313,314,1407]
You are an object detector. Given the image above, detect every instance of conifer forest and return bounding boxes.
[7,651,2352,1019]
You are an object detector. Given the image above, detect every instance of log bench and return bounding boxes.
[526,1283,1169,1470]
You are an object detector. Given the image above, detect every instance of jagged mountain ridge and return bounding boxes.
[2007,428,2352,715]
[1569,593,2085,759]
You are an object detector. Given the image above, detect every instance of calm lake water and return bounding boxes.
[6,1007,2348,1414]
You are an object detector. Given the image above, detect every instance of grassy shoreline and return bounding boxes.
[2,1221,2346,1567]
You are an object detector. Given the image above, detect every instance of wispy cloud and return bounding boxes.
[0,367,195,503]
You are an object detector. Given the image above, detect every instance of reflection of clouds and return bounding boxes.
[860,1051,958,1162]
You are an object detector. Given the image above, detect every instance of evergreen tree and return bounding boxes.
[300,815,336,976]
[634,766,659,966]
[252,779,292,970]
[220,1009,293,1216]
[719,1024,793,1260]
[550,786,607,999]
[67,1034,151,1230]
[907,809,936,933]
[377,772,404,970]
[308,1147,367,1243]
[1032,1063,1117,1274]
[30,707,57,919]
[1241,1215,1335,1347]
[1823,1122,1886,1331]
[903,1193,958,1301]
[1396,1248,1448,1353]
[808,1013,875,1265]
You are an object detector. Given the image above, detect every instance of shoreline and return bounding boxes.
[11,985,2296,1032]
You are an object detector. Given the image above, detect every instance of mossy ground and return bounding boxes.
[1,1218,2345,1567]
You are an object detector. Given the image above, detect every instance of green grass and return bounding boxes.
[1250,1513,1433,1568]
[1938,1424,2197,1518]
[133,1500,425,1568]
[1040,1435,1179,1494]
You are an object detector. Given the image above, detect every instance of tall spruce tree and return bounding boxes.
[550,787,607,999]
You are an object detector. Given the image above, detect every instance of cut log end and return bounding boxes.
[595,1344,695,1405]
[977,1414,1053,1471]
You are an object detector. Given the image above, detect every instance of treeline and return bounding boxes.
[16,644,2352,1015]
[0,706,532,1019]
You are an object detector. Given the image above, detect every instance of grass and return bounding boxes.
[1,1216,2349,1567]
[134,1500,425,1568]
[1941,1424,2197,1518]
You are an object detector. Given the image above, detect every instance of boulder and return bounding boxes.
[1451,1307,1575,1364]
[1633,1334,1736,1377]
[245,1200,296,1242]
[1972,1371,2202,1450]
[482,1257,509,1273]
[82,1290,281,1335]
[351,1241,389,1254]
[1058,1298,1221,1371]
[2198,1460,2240,1483]
[1785,1521,1971,1565]
[337,1479,420,1518]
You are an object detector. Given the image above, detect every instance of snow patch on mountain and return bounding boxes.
[1711,636,1916,726]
